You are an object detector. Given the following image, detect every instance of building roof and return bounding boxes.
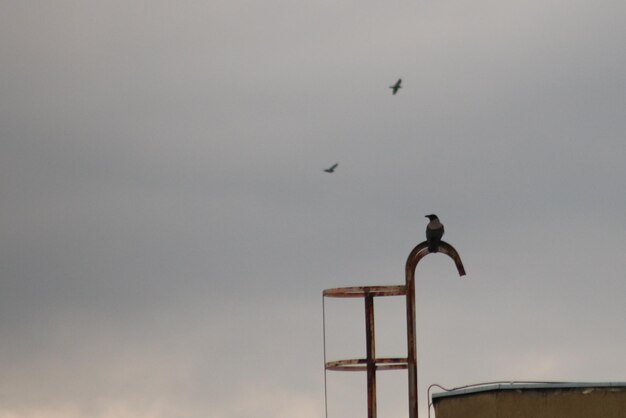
[431,382,626,400]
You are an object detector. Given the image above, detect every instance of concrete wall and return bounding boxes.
[433,386,626,418]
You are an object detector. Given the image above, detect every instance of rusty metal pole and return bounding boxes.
[405,241,466,418]
[322,242,464,418]
[365,293,377,418]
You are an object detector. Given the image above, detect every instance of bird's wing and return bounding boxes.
[390,80,402,94]
[426,225,444,241]
[330,163,338,170]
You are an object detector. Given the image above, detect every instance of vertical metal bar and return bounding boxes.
[322,295,329,418]
[406,267,418,418]
[405,241,465,418]
[365,294,377,418]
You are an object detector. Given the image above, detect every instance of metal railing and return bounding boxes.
[322,240,466,418]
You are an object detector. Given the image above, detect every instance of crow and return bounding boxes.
[425,214,444,253]
[390,78,402,95]
[324,163,338,173]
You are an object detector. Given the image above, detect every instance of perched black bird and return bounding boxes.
[324,163,338,173]
[390,78,402,95]
[425,214,444,253]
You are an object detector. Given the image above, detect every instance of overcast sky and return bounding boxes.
[1,1,626,418]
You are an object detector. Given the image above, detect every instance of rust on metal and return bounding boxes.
[406,240,465,418]
[323,285,407,298]
[365,295,377,418]
[325,357,408,371]
[405,241,466,277]
[322,239,465,418]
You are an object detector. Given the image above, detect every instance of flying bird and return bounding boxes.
[425,214,444,253]
[324,163,338,173]
[390,78,402,95]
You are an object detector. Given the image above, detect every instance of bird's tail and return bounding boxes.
[428,242,439,253]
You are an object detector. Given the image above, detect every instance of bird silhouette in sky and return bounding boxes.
[425,214,444,253]
[323,163,338,173]
[390,78,402,95]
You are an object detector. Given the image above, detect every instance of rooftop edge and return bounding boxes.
[431,382,626,400]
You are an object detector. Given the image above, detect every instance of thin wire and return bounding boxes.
[322,294,329,418]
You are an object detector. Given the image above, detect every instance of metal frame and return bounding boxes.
[323,240,465,418]
[405,241,465,418]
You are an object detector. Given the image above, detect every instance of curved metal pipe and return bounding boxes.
[405,241,466,418]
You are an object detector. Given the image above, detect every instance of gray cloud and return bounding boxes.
[1,1,626,417]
